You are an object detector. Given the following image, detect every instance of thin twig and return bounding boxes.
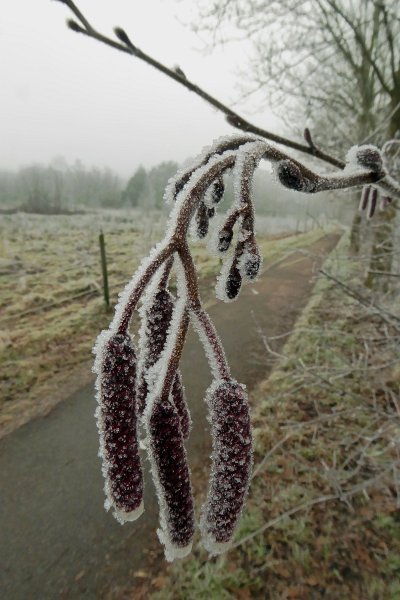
[233,468,393,548]
[319,269,400,329]
[51,0,384,173]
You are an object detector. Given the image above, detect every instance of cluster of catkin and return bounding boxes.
[93,135,392,562]
[93,137,266,561]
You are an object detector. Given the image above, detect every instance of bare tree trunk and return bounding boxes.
[349,192,362,254]
[364,110,399,290]
[364,204,396,291]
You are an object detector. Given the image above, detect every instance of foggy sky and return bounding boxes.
[2,0,280,178]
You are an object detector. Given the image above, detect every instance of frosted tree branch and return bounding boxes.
[89,133,400,561]
[50,0,400,564]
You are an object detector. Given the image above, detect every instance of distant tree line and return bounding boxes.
[122,161,179,209]
[0,156,349,223]
[0,158,180,214]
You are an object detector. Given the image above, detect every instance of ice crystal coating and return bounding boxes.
[147,396,195,561]
[188,307,231,382]
[200,380,253,554]
[345,144,382,174]
[171,371,191,440]
[207,206,216,218]
[232,140,267,209]
[94,332,144,523]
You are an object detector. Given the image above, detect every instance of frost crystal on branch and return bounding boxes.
[171,371,191,440]
[91,134,397,561]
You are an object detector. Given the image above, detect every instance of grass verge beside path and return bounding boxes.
[148,233,400,600]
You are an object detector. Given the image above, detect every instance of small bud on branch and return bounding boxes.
[277,160,308,192]
[195,201,210,239]
[356,147,383,173]
[114,27,138,52]
[304,127,315,150]
[211,176,225,204]
[67,18,85,33]
[226,259,243,300]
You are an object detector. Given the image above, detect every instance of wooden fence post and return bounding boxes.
[99,229,110,310]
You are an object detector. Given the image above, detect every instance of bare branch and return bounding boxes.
[52,0,346,169]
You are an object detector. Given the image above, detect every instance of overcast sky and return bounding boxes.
[2,0,281,178]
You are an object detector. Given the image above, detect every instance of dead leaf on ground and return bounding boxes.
[151,576,167,590]
[133,570,149,579]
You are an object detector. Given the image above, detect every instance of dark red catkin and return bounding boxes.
[216,241,243,301]
[95,332,144,522]
[367,188,378,219]
[216,208,243,254]
[137,289,174,415]
[239,239,261,281]
[226,262,242,299]
[223,241,246,300]
[137,287,191,438]
[195,201,210,238]
[380,196,392,210]
[200,380,252,554]
[211,176,225,204]
[356,146,383,173]
[359,186,371,211]
[147,395,195,561]
[218,226,234,253]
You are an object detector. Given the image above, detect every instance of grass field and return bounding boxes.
[0,209,166,434]
[0,209,330,437]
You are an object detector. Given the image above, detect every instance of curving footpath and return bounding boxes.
[0,233,340,600]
